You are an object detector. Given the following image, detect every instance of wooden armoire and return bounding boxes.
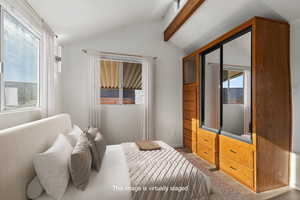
[182,16,291,192]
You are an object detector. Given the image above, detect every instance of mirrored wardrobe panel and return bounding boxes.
[202,47,221,132]
[222,30,252,141]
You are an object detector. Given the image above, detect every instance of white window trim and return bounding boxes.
[0,5,42,112]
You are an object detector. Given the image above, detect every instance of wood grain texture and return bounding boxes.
[182,55,199,153]
[184,16,291,192]
[183,85,198,152]
[220,157,254,189]
[164,0,205,41]
[197,143,217,164]
[253,18,291,192]
[219,135,254,169]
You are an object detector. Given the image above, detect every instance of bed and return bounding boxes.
[0,114,212,200]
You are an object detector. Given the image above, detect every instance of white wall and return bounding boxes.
[61,20,185,147]
[0,109,41,130]
[290,19,300,189]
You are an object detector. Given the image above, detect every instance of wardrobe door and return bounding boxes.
[222,29,252,142]
[201,47,221,132]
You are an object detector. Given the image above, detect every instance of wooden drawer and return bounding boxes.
[197,129,217,150]
[220,157,254,189]
[184,120,196,131]
[220,136,254,169]
[197,143,216,164]
[183,110,196,120]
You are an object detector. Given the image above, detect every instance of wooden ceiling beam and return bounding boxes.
[164,0,205,41]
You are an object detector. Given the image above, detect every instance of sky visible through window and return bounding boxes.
[3,11,39,83]
[229,75,243,88]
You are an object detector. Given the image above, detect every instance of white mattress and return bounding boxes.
[37,145,131,200]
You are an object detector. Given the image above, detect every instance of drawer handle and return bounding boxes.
[203,139,208,142]
[230,166,237,171]
[229,149,237,154]
[203,152,208,155]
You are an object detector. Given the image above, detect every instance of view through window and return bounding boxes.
[100,60,144,105]
[2,11,40,110]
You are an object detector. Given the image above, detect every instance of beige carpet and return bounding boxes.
[179,150,299,200]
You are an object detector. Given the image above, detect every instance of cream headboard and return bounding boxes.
[0,114,73,200]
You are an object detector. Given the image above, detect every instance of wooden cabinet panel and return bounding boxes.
[183,91,197,102]
[184,120,196,132]
[183,129,196,152]
[220,157,254,189]
[220,136,254,169]
[183,101,197,112]
[183,110,196,120]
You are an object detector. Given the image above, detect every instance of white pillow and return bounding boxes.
[26,176,44,199]
[33,134,73,200]
[65,125,83,147]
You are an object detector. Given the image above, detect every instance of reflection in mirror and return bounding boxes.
[222,30,251,141]
[203,48,220,132]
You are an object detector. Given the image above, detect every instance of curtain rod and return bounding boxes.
[82,49,157,59]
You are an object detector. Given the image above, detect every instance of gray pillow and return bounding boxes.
[69,134,92,190]
[85,132,101,171]
[26,176,44,199]
[94,133,107,168]
[33,134,73,200]
[86,132,106,172]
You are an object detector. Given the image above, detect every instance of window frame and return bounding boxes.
[0,6,42,112]
[98,58,144,106]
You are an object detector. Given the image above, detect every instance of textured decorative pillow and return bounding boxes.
[85,132,107,172]
[94,133,107,169]
[26,176,44,199]
[87,127,99,138]
[69,134,92,190]
[65,125,83,147]
[85,132,100,171]
[33,134,73,200]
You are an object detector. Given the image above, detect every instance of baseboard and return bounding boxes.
[290,183,300,191]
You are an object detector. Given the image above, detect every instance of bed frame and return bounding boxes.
[0,114,72,200]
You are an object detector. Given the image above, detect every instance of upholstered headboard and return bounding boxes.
[0,114,73,200]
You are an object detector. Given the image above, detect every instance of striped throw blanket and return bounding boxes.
[121,141,210,200]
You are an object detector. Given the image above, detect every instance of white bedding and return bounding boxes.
[37,145,131,200]
[37,144,212,200]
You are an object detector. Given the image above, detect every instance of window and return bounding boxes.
[0,11,40,111]
[99,60,144,105]
[223,69,244,104]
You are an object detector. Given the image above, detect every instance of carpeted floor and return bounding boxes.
[178,149,300,200]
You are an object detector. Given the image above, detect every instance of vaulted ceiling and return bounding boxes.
[166,0,300,53]
[27,0,300,51]
[27,0,173,44]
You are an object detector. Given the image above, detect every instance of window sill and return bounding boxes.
[0,107,41,115]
